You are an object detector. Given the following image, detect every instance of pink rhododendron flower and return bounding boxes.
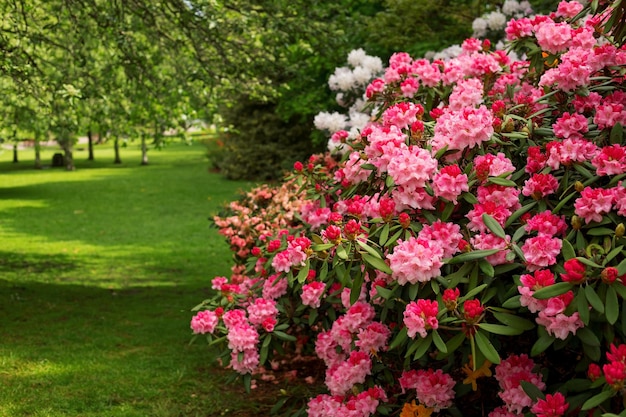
[592,144,626,176]
[301,282,326,308]
[431,105,494,155]
[466,202,511,233]
[403,299,439,338]
[474,153,515,181]
[400,369,455,411]
[518,270,555,313]
[556,1,583,18]
[418,220,463,258]
[535,20,572,55]
[230,348,260,374]
[247,298,278,328]
[530,392,569,417]
[495,354,546,414]
[574,186,615,224]
[432,164,469,204]
[355,322,391,353]
[525,212,567,237]
[525,146,547,174]
[386,144,438,190]
[560,259,586,284]
[603,361,626,386]
[382,102,424,129]
[191,310,219,334]
[387,237,444,284]
[470,232,511,266]
[476,184,521,210]
[522,173,559,199]
[325,350,372,396]
[552,112,589,140]
[521,235,562,271]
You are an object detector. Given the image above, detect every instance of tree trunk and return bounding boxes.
[141,133,148,165]
[12,143,18,163]
[64,147,75,171]
[113,135,122,164]
[87,129,95,161]
[34,136,42,169]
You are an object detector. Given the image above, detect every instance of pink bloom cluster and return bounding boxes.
[495,354,546,414]
[399,369,455,411]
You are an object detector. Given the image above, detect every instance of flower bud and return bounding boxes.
[574,181,585,192]
[398,213,411,229]
[616,223,625,238]
[602,267,619,285]
[293,161,304,172]
[571,215,582,230]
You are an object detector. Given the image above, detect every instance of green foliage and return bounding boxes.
[214,97,321,180]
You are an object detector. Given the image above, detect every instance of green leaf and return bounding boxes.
[356,239,383,259]
[577,291,590,325]
[447,249,500,264]
[487,177,516,187]
[585,285,605,313]
[492,312,535,330]
[502,295,522,309]
[312,243,335,251]
[586,227,616,236]
[389,327,408,351]
[616,257,626,275]
[606,286,619,325]
[577,257,604,269]
[520,380,545,401]
[379,223,390,246]
[562,239,577,260]
[577,327,600,346]
[478,323,525,336]
[375,284,393,300]
[351,273,364,305]
[413,334,433,360]
[461,283,488,301]
[432,330,447,354]
[505,201,537,228]
[581,389,614,410]
[437,332,466,359]
[478,259,495,277]
[532,282,573,299]
[482,213,506,239]
[336,244,349,260]
[296,261,310,284]
[604,246,624,266]
[610,122,623,145]
[260,335,271,364]
[531,333,554,356]
[362,253,392,274]
[273,331,297,342]
[474,329,500,364]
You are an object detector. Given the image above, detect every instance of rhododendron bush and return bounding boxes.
[192,2,626,416]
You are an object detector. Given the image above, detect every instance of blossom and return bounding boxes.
[552,112,588,140]
[247,298,278,328]
[403,299,440,338]
[388,237,444,285]
[518,270,555,313]
[521,235,562,271]
[301,282,326,308]
[530,392,569,417]
[432,164,469,204]
[574,187,615,224]
[535,20,572,55]
[495,354,546,414]
[592,144,626,176]
[325,350,372,395]
[522,173,559,199]
[355,322,391,353]
[191,310,219,334]
[402,369,455,411]
[560,259,586,284]
[525,212,567,237]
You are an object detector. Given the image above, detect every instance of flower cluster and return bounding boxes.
[192,2,626,416]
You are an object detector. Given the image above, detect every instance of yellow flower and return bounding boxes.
[400,401,433,417]
[462,357,493,391]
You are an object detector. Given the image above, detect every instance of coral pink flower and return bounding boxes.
[521,235,562,271]
[230,348,260,374]
[474,153,516,181]
[325,350,372,395]
[603,361,626,386]
[561,259,586,284]
[301,282,326,308]
[525,212,567,237]
[495,354,546,414]
[431,106,494,155]
[355,322,391,353]
[247,298,278,328]
[432,164,470,204]
[505,18,534,41]
[403,299,439,338]
[574,187,615,224]
[466,202,511,233]
[470,232,511,266]
[553,112,589,140]
[407,369,456,411]
[556,1,583,18]
[418,220,463,258]
[536,310,583,340]
[191,310,219,334]
[525,146,547,174]
[387,237,444,285]
[592,144,626,176]
[530,392,569,417]
[522,173,559,199]
[535,20,572,54]
[518,270,555,313]
[382,102,424,130]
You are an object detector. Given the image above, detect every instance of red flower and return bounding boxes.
[530,392,569,417]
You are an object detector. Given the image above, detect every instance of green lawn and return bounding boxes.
[0,140,278,416]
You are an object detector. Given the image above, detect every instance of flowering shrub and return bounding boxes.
[192,2,626,416]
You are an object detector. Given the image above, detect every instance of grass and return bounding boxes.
[0,140,286,416]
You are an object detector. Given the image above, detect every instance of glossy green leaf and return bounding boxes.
[581,389,614,410]
[492,312,534,330]
[389,327,408,351]
[413,334,433,360]
[478,323,524,336]
[577,327,600,346]
[432,330,447,354]
[361,253,392,274]
[561,239,576,260]
[447,249,500,264]
[606,285,619,325]
[531,333,554,356]
[482,213,506,239]
[474,329,500,364]
[532,282,573,299]
[584,285,605,313]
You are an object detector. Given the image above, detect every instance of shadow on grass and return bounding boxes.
[0,251,77,274]
[0,278,270,417]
